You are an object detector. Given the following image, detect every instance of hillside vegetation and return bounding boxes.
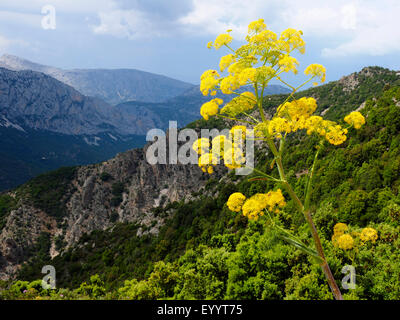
[1,67,400,300]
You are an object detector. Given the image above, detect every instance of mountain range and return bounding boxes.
[0,54,195,105]
[0,55,289,191]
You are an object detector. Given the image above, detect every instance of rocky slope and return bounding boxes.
[0,67,142,136]
[0,67,150,191]
[0,135,226,280]
[0,54,195,105]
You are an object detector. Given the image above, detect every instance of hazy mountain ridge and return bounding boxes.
[117,84,291,129]
[0,54,195,105]
[0,67,151,191]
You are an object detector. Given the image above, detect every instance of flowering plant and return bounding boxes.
[192,19,367,300]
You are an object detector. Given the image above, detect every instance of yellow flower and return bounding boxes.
[336,234,354,250]
[254,121,269,138]
[305,116,325,136]
[230,125,247,141]
[240,189,285,220]
[198,152,218,174]
[304,64,326,83]
[207,41,213,49]
[200,70,220,96]
[227,192,246,212]
[265,189,286,213]
[200,98,223,120]
[248,18,267,35]
[237,67,257,86]
[219,54,236,72]
[255,66,275,82]
[333,223,348,236]
[248,30,277,45]
[227,61,246,75]
[278,55,299,74]
[223,147,245,169]
[325,124,347,145]
[360,227,378,243]
[277,97,317,121]
[268,117,292,138]
[279,28,305,54]
[220,75,241,94]
[220,91,256,116]
[192,138,210,155]
[344,111,366,129]
[242,196,265,220]
[213,33,233,49]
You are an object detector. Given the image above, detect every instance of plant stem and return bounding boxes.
[265,137,343,300]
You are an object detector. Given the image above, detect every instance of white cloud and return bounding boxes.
[0,35,11,51]
[0,34,29,53]
[178,0,400,57]
[92,10,160,39]
[0,0,112,14]
[0,0,399,57]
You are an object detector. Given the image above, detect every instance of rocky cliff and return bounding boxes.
[0,137,225,280]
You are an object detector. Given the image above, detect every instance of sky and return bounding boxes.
[0,0,399,87]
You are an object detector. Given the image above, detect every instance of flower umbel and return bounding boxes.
[344,111,366,129]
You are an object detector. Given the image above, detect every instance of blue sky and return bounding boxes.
[0,0,399,87]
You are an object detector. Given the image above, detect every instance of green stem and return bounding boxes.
[304,146,321,212]
[265,136,343,300]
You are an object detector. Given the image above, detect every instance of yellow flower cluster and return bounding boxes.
[261,97,348,145]
[226,189,286,220]
[248,30,277,46]
[336,234,354,250]
[248,18,267,35]
[360,227,378,243]
[202,19,307,99]
[200,70,220,96]
[278,97,317,120]
[209,33,233,50]
[250,101,363,145]
[268,117,291,138]
[332,223,354,250]
[325,125,348,145]
[279,28,305,54]
[200,98,223,120]
[226,192,246,212]
[198,153,219,174]
[220,92,257,116]
[333,222,348,235]
[230,125,247,141]
[192,131,247,173]
[332,223,378,250]
[192,137,210,155]
[344,111,366,129]
[219,54,236,72]
[223,145,246,170]
[220,75,241,94]
[304,64,326,85]
[278,55,299,74]
[237,67,257,86]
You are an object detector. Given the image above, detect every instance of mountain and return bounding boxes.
[1,66,399,297]
[0,66,289,191]
[0,67,149,191]
[117,84,291,129]
[0,54,195,105]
